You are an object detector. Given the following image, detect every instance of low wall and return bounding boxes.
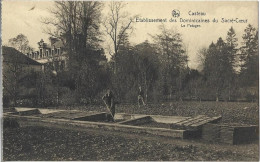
[4,114,194,139]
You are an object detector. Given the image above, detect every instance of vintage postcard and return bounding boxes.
[1,0,259,161]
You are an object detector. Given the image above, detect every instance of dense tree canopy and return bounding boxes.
[3,1,258,107]
[239,24,259,87]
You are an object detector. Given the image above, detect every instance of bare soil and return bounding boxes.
[3,126,259,161]
[56,101,259,124]
[3,101,259,161]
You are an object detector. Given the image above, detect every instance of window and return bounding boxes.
[40,49,43,58]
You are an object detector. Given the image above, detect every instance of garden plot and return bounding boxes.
[3,108,194,139]
[3,107,257,144]
[118,114,222,131]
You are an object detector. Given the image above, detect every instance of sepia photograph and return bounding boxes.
[1,0,259,161]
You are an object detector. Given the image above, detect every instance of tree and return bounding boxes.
[134,41,160,102]
[2,46,40,106]
[42,2,107,102]
[35,70,56,107]
[238,24,258,102]
[103,2,135,68]
[110,51,136,102]
[183,69,203,101]
[196,47,208,72]
[226,26,239,71]
[103,2,137,101]
[152,25,188,101]
[8,34,34,54]
[107,39,161,103]
[203,37,235,101]
[239,24,259,87]
[42,1,103,67]
[3,48,25,106]
[225,27,239,100]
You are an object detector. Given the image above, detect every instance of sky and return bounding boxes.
[2,1,258,69]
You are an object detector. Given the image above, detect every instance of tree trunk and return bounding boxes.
[228,83,231,101]
[216,93,219,102]
[169,86,172,101]
[144,73,148,103]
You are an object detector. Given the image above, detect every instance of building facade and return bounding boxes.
[26,38,68,71]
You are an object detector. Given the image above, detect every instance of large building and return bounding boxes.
[3,46,43,72]
[3,46,44,106]
[26,37,68,71]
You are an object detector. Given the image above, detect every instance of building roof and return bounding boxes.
[53,40,64,48]
[2,46,42,66]
[46,44,52,49]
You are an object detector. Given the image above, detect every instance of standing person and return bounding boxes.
[138,86,146,107]
[102,89,116,121]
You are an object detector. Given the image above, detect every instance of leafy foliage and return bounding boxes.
[8,34,34,54]
[239,24,259,87]
[197,25,258,101]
